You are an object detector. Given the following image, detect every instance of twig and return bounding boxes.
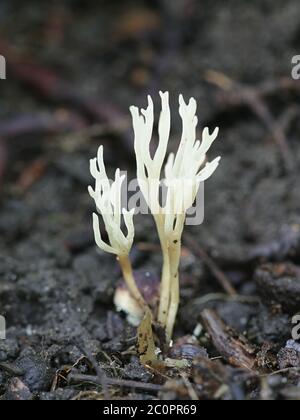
[261,367,300,377]
[72,390,103,400]
[190,293,260,307]
[68,373,163,393]
[205,71,294,172]
[0,112,85,140]
[17,158,48,191]
[275,105,300,134]
[245,91,293,171]
[74,340,109,400]
[55,120,130,153]
[257,77,300,97]
[180,373,199,400]
[201,309,257,372]
[184,233,237,297]
[0,362,25,376]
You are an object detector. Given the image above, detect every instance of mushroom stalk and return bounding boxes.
[166,235,182,340]
[118,254,146,310]
[154,216,170,325]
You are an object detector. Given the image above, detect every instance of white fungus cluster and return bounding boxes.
[88,146,146,311]
[89,92,220,341]
[130,92,220,223]
[88,146,135,257]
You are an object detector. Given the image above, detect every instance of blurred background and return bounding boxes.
[0,0,300,400]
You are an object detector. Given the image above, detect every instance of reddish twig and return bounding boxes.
[0,111,86,140]
[17,158,48,191]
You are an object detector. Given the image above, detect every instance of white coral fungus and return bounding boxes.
[130,92,220,338]
[89,92,220,341]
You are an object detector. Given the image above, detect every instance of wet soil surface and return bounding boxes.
[0,0,300,400]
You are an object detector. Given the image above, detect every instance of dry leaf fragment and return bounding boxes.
[137,308,157,365]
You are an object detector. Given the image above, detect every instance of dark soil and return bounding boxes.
[0,0,300,400]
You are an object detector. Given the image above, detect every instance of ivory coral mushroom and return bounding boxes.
[89,92,220,344]
[130,92,220,339]
[88,146,146,311]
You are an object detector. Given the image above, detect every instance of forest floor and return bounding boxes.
[0,0,300,400]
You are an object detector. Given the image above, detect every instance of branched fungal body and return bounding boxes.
[130,92,220,339]
[89,92,220,343]
[88,146,146,311]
